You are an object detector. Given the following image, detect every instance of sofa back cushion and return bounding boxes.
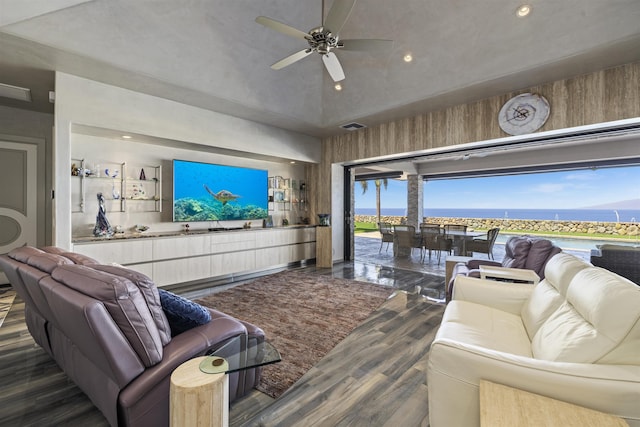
[540,252,591,296]
[521,253,589,339]
[40,246,100,265]
[531,266,640,364]
[520,281,564,340]
[8,246,45,263]
[523,238,562,279]
[91,264,172,346]
[26,253,74,273]
[501,237,532,269]
[51,264,164,367]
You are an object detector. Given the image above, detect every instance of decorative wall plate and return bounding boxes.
[498,93,550,135]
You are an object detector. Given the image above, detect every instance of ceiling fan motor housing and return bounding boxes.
[308,28,339,54]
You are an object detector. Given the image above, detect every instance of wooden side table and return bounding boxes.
[479,265,540,284]
[479,380,629,426]
[170,356,229,427]
[170,339,281,427]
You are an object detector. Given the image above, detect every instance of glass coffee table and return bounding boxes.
[171,337,281,427]
[200,337,281,374]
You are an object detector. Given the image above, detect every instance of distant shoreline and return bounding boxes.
[354,214,640,241]
[355,208,640,223]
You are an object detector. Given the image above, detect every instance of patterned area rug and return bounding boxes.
[0,289,17,329]
[195,271,394,398]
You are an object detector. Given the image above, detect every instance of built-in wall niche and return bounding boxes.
[70,132,309,236]
[71,158,161,214]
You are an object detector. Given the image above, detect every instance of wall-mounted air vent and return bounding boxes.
[340,122,367,131]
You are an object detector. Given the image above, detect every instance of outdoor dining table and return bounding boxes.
[444,229,486,256]
[393,228,485,257]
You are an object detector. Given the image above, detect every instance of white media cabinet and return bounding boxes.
[72,226,316,286]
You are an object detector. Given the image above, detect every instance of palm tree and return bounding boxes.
[359,179,389,226]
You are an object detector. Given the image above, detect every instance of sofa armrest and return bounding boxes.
[452,275,533,315]
[117,315,246,410]
[427,339,640,427]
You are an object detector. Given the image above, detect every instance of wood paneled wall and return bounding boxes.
[316,62,640,219]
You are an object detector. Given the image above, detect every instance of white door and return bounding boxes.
[0,140,38,284]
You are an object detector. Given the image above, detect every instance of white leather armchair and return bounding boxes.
[427,253,640,427]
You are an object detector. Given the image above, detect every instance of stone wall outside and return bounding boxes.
[356,215,640,237]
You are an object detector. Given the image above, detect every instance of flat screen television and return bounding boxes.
[172,159,268,222]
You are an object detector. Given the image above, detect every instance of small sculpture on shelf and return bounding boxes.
[93,193,114,237]
[318,214,331,226]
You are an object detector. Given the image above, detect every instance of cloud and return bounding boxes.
[564,173,597,181]
[530,183,570,193]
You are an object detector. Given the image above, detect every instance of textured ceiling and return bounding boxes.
[1,0,640,137]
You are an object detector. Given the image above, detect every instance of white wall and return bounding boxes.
[54,72,321,248]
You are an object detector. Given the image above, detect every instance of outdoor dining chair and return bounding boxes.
[393,225,422,258]
[420,224,449,264]
[465,227,500,259]
[377,222,394,252]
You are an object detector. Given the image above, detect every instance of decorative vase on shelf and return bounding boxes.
[93,193,113,237]
[318,214,331,227]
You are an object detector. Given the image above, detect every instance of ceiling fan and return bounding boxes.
[255,0,393,82]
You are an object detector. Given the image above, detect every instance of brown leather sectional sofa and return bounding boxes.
[447,235,562,301]
[0,246,264,426]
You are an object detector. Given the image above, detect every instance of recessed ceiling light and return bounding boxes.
[121,135,132,139]
[334,83,343,91]
[516,4,532,17]
[403,53,413,63]
[290,161,296,164]
[0,82,32,102]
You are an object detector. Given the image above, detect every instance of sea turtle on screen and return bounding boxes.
[204,184,241,205]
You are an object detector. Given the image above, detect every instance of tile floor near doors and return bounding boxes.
[353,232,592,277]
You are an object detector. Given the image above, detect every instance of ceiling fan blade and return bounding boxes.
[323,0,356,35]
[271,49,313,70]
[255,16,309,41]
[339,39,394,52]
[321,52,345,82]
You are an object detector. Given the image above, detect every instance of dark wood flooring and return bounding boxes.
[232,291,444,427]
[0,259,444,426]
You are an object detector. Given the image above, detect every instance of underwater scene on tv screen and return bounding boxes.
[173,159,268,222]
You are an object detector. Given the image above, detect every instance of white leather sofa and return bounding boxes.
[427,252,640,426]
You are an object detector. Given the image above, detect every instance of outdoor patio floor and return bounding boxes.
[353,232,592,278]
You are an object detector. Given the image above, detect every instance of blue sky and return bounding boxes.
[355,166,640,210]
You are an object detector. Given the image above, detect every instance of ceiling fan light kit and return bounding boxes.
[256,0,393,82]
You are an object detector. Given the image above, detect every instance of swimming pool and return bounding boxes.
[495,233,639,252]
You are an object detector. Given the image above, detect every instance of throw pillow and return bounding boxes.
[158,289,211,336]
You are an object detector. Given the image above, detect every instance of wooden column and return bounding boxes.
[170,356,229,427]
[316,226,333,268]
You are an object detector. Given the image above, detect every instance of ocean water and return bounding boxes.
[355,208,640,223]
